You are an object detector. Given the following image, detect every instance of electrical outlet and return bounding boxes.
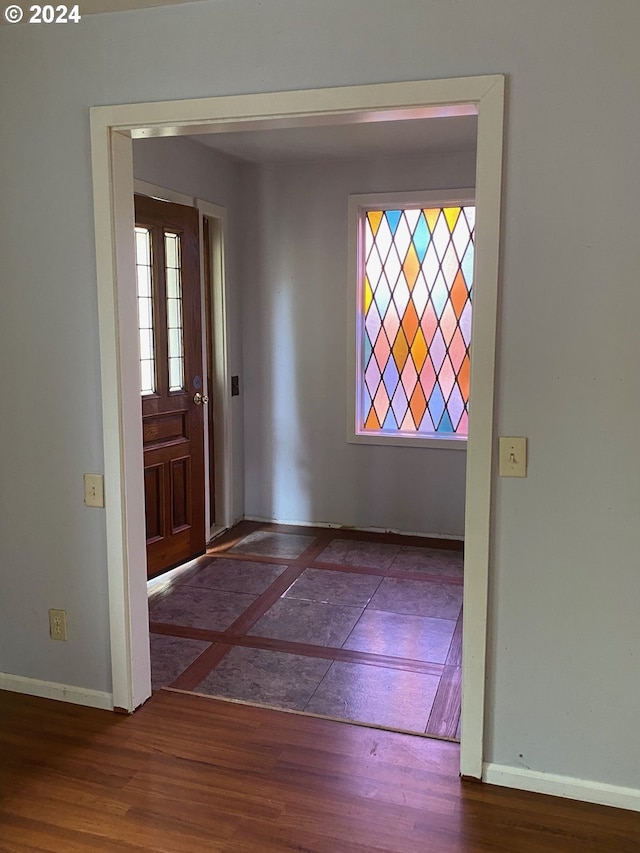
[499,437,527,477]
[84,473,104,507]
[49,609,68,641]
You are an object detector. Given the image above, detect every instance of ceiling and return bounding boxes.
[187,114,478,165]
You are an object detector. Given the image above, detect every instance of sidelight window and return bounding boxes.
[165,232,185,392]
[135,227,156,396]
[134,227,187,396]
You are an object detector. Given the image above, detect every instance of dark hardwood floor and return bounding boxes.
[1,689,638,852]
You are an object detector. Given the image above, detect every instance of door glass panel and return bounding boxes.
[135,227,156,395]
[165,231,185,392]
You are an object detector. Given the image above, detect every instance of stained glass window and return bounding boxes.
[360,206,474,437]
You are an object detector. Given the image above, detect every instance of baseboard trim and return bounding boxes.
[483,762,640,813]
[0,673,113,711]
[244,515,464,541]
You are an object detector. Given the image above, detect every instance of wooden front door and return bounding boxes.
[134,195,206,579]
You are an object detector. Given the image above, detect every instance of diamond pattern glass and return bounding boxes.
[361,207,474,436]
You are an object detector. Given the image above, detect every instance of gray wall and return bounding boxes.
[242,153,475,535]
[132,136,245,522]
[1,0,638,793]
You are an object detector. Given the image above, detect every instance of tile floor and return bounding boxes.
[148,522,463,739]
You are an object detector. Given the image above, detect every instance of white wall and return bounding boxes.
[1,0,638,796]
[242,153,475,535]
[132,136,245,522]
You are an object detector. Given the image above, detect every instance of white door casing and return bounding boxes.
[90,76,505,778]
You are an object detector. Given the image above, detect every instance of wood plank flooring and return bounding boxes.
[1,689,638,852]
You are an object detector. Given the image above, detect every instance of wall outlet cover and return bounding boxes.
[49,609,68,641]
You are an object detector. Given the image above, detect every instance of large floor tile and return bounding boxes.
[248,598,364,647]
[390,546,464,578]
[284,568,382,606]
[229,530,316,559]
[343,610,456,663]
[194,647,331,711]
[368,578,463,620]
[147,521,462,737]
[149,586,258,631]
[184,558,287,595]
[149,633,210,690]
[305,660,440,731]
[315,539,400,569]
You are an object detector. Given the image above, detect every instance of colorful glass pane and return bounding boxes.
[361,205,475,436]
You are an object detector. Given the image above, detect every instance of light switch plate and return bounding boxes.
[499,437,527,477]
[84,473,104,507]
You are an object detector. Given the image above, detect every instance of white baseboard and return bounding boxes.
[483,762,640,813]
[244,515,464,541]
[0,673,113,711]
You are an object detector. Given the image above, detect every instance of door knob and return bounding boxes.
[193,392,209,405]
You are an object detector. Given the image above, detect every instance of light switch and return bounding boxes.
[84,473,105,507]
[499,437,527,478]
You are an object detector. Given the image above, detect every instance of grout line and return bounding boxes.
[222,563,307,635]
[205,552,299,567]
[198,551,464,585]
[210,530,336,638]
[150,622,446,677]
[337,575,384,652]
[310,559,464,585]
[302,658,334,713]
[169,642,233,691]
[445,607,464,667]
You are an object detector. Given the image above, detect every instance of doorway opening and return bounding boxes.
[141,161,474,740]
[91,75,504,779]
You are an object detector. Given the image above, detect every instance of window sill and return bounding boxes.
[349,431,468,450]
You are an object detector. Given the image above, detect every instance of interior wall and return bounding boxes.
[241,152,475,535]
[1,0,638,796]
[132,136,245,523]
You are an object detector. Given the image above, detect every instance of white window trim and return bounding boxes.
[347,188,475,450]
